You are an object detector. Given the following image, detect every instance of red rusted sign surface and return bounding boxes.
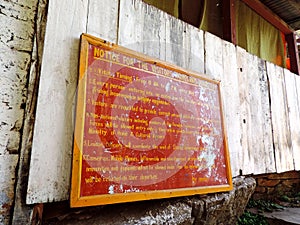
[71,34,232,207]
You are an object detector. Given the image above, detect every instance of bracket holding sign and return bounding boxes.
[70,34,232,207]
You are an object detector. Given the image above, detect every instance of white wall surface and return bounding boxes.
[27,0,299,204]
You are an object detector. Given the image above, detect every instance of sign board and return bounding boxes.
[71,34,232,207]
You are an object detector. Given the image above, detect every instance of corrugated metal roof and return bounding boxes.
[260,0,300,30]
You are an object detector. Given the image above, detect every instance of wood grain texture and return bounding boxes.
[87,0,119,43]
[119,0,166,61]
[245,55,275,174]
[0,0,38,223]
[119,0,204,73]
[221,42,242,177]
[257,58,276,173]
[293,74,300,171]
[284,69,300,170]
[12,1,48,222]
[267,63,294,173]
[236,49,275,175]
[236,47,250,175]
[25,0,298,205]
[26,0,89,204]
[204,32,223,80]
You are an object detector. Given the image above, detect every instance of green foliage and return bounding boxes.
[238,199,286,225]
[280,195,291,202]
[247,199,284,212]
[237,211,268,225]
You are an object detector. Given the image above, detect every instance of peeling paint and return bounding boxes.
[0,0,38,223]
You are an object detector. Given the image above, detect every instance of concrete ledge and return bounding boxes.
[43,177,256,225]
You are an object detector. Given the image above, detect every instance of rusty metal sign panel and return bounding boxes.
[71,34,232,207]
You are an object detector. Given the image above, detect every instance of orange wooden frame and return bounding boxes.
[70,34,233,208]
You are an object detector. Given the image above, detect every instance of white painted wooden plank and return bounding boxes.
[119,0,204,73]
[236,47,251,175]
[246,54,260,174]
[140,2,166,60]
[182,24,204,74]
[294,74,300,171]
[284,69,300,170]
[246,55,275,174]
[257,59,276,173]
[118,0,166,61]
[165,14,185,67]
[118,0,144,52]
[86,0,119,43]
[221,42,242,177]
[236,49,276,175]
[27,0,89,204]
[267,63,294,173]
[204,32,223,80]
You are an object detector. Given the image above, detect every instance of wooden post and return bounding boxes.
[222,0,236,44]
[286,32,300,75]
[179,0,205,28]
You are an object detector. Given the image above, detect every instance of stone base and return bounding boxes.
[43,177,256,225]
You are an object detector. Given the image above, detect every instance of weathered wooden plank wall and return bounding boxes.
[0,0,38,224]
[119,0,166,61]
[26,0,89,204]
[284,69,300,171]
[267,63,294,173]
[221,42,242,176]
[239,52,275,174]
[12,1,49,223]
[27,0,300,204]
[87,0,119,43]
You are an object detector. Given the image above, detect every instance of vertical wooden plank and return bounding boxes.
[12,1,48,221]
[26,0,89,204]
[142,2,166,60]
[294,75,300,170]
[119,0,204,73]
[236,47,251,175]
[236,49,275,174]
[183,24,204,74]
[86,0,119,43]
[248,54,260,174]
[118,0,166,61]
[204,32,223,80]
[284,69,300,170]
[0,0,38,223]
[221,42,241,177]
[165,14,185,67]
[267,62,294,173]
[167,18,204,72]
[257,59,276,173]
[118,0,144,53]
[246,55,275,174]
